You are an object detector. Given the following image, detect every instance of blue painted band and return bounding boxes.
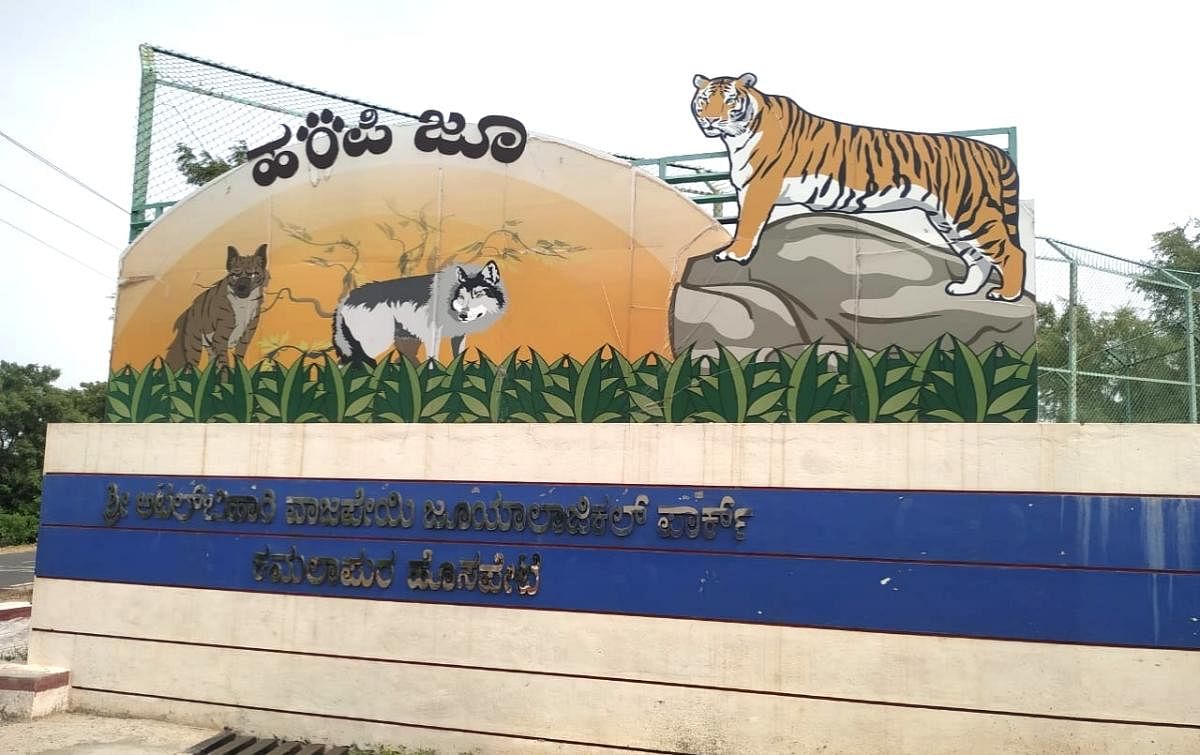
[34,524,1200,649]
[39,474,1200,571]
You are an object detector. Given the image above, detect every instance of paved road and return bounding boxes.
[0,549,35,589]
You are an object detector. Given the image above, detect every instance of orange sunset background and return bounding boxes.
[110,138,730,370]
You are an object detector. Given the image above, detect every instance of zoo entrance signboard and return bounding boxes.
[35,472,1200,648]
[107,73,1037,425]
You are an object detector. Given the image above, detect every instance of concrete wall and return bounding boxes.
[30,423,1200,753]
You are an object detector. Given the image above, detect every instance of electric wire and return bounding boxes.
[0,128,129,214]
[0,215,113,279]
[0,181,121,250]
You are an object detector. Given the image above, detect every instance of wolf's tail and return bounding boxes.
[332,305,374,367]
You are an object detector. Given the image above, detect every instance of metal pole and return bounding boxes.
[129,45,157,243]
[1187,287,1197,423]
[1068,260,1079,422]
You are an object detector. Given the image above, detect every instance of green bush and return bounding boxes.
[0,512,38,546]
[105,337,1036,424]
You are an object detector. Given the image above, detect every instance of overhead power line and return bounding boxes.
[0,128,129,215]
[0,215,114,280]
[0,182,121,250]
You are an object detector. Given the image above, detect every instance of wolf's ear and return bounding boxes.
[737,72,757,88]
[226,246,239,270]
[693,74,710,89]
[482,260,500,285]
[254,244,268,265]
[456,266,468,284]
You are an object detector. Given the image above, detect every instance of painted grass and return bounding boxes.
[104,338,1036,424]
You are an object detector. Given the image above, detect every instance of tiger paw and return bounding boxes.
[986,287,1022,302]
[945,281,980,296]
[713,247,753,265]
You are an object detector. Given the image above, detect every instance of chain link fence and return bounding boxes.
[128,44,1200,422]
[1035,238,1199,422]
[128,44,417,241]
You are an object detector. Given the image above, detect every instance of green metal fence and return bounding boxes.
[1035,239,1199,423]
[128,44,416,242]
[127,44,1198,421]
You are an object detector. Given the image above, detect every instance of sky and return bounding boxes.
[0,0,1197,387]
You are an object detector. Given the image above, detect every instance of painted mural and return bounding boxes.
[105,74,1036,424]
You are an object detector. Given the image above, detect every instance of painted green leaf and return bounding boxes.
[319,355,346,422]
[879,386,921,416]
[256,395,281,420]
[171,396,194,419]
[911,340,940,383]
[930,370,955,387]
[420,392,452,419]
[715,344,748,423]
[663,345,694,423]
[628,390,664,418]
[460,393,489,417]
[345,393,375,420]
[399,357,424,421]
[987,385,1030,415]
[752,367,781,389]
[846,343,881,422]
[951,337,988,421]
[192,360,219,422]
[573,347,604,422]
[785,343,819,421]
[543,392,573,418]
[129,362,155,421]
[885,365,911,386]
[808,409,849,423]
[992,363,1022,384]
[926,408,965,422]
[747,387,786,417]
[489,351,517,421]
[108,396,131,420]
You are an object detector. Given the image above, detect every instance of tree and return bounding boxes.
[174,140,249,187]
[0,362,104,543]
[1037,223,1198,422]
[1132,218,1200,326]
[69,380,108,422]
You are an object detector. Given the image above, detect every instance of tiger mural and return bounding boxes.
[692,73,1027,302]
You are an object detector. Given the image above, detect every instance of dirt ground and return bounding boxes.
[0,586,33,604]
[0,712,216,754]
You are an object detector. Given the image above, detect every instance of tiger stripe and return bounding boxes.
[693,74,1027,302]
